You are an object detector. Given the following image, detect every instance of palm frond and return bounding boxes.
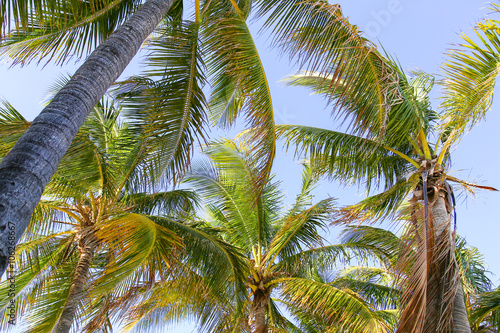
[0,0,143,65]
[203,3,276,194]
[150,215,248,297]
[116,20,208,189]
[276,125,412,192]
[255,0,425,145]
[266,198,333,265]
[122,189,199,216]
[0,100,30,159]
[440,10,500,147]
[471,286,500,331]
[280,277,391,332]
[90,213,181,297]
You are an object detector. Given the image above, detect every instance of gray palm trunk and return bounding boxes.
[429,193,471,333]
[0,0,174,277]
[53,229,99,333]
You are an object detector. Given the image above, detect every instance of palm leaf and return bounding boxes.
[90,213,181,297]
[280,277,391,332]
[116,19,207,188]
[440,8,500,147]
[276,125,412,193]
[0,0,144,65]
[203,2,276,194]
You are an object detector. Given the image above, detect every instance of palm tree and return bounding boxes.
[274,6,500,333]
[0,99,224,333]
[139,140,392,333]
[0,0,393,277]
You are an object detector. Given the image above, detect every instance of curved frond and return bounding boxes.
[0,0,143,65]
[203,2,276,194]
[440,10,500,146]
[91,213,181,297]
[280,277,391,332]
[117,20,208,188]
[277,125,412,192]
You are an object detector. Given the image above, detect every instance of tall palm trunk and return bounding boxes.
[0,0,174,276]
[428,192,470,333]
[252,288,271,333]
[54,229,99,333]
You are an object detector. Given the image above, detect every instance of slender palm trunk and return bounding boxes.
[429,194,470,333]
[54,230,99,333]
[0,0,174,276]
[252,289,270,333]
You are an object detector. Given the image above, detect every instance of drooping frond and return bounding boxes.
[150,215,248,299]
[122,189,199,216]
[0,100,30,159]
[116,19,208,188]
[90,213,181,297]
[0,232,74,330]
[280,277,391,332]
[334,176,418,225]
[203,1,276,194]
[0,0,143,65]
[332,266,399,310]
[339,226,402,267]
[440,7,500,148]
[255,0,426,145]
[277,125,412,192]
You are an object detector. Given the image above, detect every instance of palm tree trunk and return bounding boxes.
[0,0,174,276]
[54,230,99,333]
[252,289,270,333]
[429,194,471,333]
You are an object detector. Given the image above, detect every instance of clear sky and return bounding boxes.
[0,1,499,332]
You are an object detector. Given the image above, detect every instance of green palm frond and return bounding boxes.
[90,213,181,297]
[276,125,412,192]
[266,198,333,265]
[184,141,277,252]
[455,236,493,309]
[471,286,500,331]
[43,101,131,199]
[116,20,207,188]
[440,9,500,148]
[335,176,418,224]
[0,233,73,323]
[0,100,30,159]
[0,0,143,65]
[203,3,276,194]
[284,161,322,217]
[333,266,399,310]
[277,242,388,279]
[255,0,423,144]
[123,189,199,216]
[280,277,391,332]
[151,215,248,296]
[339,226,402,267]
[21,255,80,333]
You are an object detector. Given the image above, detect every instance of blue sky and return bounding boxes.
[1,0,499,331]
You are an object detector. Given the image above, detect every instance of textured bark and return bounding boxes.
[429,194,471,333]
[252,289,270,333]
[54,230,99,333]
[452,279,471,333]
[0,0,174,276]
